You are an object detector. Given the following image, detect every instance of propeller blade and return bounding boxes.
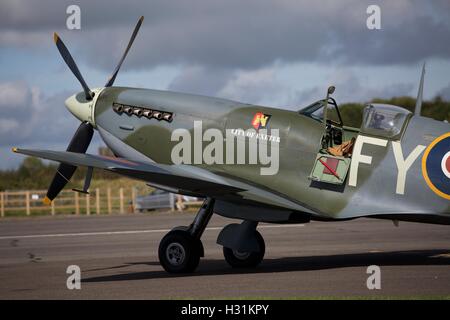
[53,33,94,100]
[43,122,93,204]
[105,16,144,87]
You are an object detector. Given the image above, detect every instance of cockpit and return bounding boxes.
[299,97,349,153]
[299,100,411,140]
[299,99,342,125]
[299,86,412,186]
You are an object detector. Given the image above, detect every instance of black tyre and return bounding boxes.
[158,230,201,273]
[223,230,265,268]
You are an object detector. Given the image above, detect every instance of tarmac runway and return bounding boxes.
[0,212,449,299]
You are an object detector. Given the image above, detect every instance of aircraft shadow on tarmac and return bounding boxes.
[82,249,450,283]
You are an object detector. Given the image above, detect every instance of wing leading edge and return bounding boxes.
[12,148,244,196]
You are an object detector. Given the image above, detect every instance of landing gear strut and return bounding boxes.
[158,197,215,273]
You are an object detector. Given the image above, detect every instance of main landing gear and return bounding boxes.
[158,198,266,273]
[158,197,214,273]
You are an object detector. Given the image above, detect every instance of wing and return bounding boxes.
[13,148,243,196]
[13,148,317,219]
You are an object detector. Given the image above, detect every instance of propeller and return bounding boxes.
[53,33,94,100]
[43,122,93,204]
[44,17,144,204]
[106,16,144,87]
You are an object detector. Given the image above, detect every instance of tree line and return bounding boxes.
[0,157,119,191]
[338,96,450,128]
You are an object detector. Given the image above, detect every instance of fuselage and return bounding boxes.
[66,86,450,223]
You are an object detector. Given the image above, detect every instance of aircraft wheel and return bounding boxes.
[158,230,201,273]
[223,230,265,268]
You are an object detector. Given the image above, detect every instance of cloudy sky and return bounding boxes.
[1,0,450,169]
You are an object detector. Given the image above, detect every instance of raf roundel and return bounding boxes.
[422,132,450,200]
[441,151,450,179]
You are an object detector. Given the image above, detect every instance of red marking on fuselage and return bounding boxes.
[319,158,340,179]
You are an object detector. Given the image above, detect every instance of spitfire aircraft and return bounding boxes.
[13,17,450,273]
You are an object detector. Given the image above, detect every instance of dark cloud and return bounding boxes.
[165,65,416,109]
[1,0,450,71]
[290,69,415,107]
[0,81,32,118]
[217,68,286,105]
[0,81,80,147]
[168,66,232,96]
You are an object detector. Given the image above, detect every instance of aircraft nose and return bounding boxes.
[65,91,93,123]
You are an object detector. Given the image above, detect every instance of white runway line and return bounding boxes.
[0,224,304,240]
